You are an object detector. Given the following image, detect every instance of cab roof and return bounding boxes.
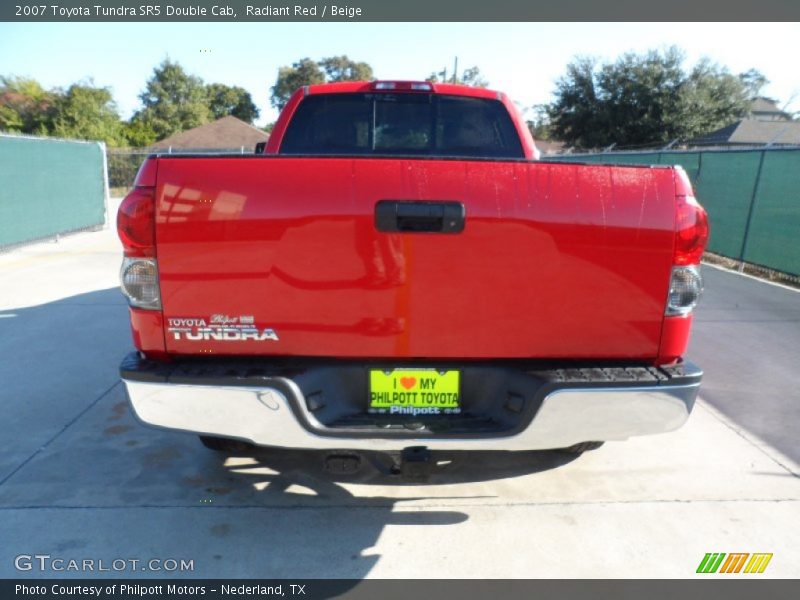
[304,80,505,101]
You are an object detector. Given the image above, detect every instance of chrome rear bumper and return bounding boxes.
[123,377,699,451]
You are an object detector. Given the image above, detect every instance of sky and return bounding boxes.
[1,22,799,127]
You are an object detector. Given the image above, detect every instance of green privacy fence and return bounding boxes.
[0,134,107,249]
[545,148,800,276]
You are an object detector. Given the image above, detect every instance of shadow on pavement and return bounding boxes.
[0,287,582,582]
[207,444,580,488]
[0,287,129,482]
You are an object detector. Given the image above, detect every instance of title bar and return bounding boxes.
[3,0,800,22]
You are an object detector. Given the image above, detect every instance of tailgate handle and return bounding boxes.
[374,200,465,234]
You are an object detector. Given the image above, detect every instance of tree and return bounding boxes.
[0,76,57,134]
[677,58,753,143]
[1,76,132,145]
[270,56,375,110]
[206,83,259,123]
[544,57,606,148]
[546,47,754,148]
[270,58,325,110]
[527,104,553,141]
[460,67,489,88]
[319,55,373,82]
[121,120,158,147]
[738,68,769,99]
[426,65,489,87]
[0,104,23,132]
[50,82,125,146]
[132,59,211,140]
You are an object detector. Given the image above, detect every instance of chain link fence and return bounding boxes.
[107,148,255,194]
[107,149,150,192]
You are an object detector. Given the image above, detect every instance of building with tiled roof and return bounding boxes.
[150,116,268,153]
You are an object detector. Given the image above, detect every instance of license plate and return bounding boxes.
[369,369,461,415]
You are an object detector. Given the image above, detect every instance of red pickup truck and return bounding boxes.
[118,81,707,464]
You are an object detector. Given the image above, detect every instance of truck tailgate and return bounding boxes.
[154,157,676,359]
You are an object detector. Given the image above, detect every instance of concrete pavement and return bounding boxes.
[0,213,798,578]
[689,265,800,466]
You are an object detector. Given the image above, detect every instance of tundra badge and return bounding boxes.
[167,316,279,342]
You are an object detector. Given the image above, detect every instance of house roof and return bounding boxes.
[150,116,268,151]
[689,119,800,146]
[750,97,789,119]
[535,139,567,155]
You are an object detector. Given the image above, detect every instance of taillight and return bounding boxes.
[117,186,155,258]
[667,168,709,316]
[118,186,160,310]
[674,195,709,266]
[666,265,703,316]
[120,257,161,310]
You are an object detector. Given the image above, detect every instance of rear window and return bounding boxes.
[279,93,524,159]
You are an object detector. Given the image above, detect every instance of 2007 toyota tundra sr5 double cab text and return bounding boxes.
[117,80,709,462]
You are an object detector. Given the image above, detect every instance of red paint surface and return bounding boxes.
[657,315,694,365]
[129,308,166,359]
[148,156,678,360]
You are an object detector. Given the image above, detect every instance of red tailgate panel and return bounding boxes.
[155,157,675,359]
